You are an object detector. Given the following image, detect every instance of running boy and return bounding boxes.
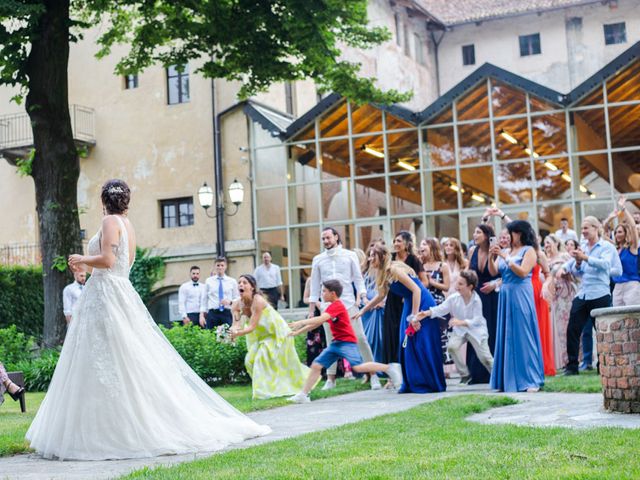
[288,279,403,403]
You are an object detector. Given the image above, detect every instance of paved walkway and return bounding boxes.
[2,382,639,480]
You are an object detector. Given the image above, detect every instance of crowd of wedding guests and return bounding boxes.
[21,195,633,411]
[290,195,638,399]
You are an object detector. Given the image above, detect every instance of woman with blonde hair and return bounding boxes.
[381,231,427,367]
[555,215,622,375]
[443,237,467,297]
[355,244,445,393]
[604,196,640,306]
[542,233,576,370]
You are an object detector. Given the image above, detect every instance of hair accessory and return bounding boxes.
[107,186,124,194]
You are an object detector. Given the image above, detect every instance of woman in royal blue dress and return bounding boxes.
[488,220,544,392]
[355,244,445,393]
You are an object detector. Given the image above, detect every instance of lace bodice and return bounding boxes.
[87,216,132,278]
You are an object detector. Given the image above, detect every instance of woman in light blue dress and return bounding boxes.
[488,220,544,392]
[361,271,385,363]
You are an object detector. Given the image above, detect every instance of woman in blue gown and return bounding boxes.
[356,244,445,393]
[488,220,544,392]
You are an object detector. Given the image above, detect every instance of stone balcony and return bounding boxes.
[0,105,95,163]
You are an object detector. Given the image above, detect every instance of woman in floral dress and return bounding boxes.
[231,274,309,399]
[542,234,575,371]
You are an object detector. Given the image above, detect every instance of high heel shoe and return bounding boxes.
[8,386,26,413]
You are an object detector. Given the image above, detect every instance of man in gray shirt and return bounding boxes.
[308,227,379,390]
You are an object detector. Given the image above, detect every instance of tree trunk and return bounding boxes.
[25,0,82,347]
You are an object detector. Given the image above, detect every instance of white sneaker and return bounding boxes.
[387,363,403,388]
[321,380,336,391]
[288,392,310,404]
[370,375,382,390]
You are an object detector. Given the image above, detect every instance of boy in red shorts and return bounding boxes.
[288,279,402,403]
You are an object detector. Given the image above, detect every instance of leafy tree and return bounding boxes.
[0,0,409,346]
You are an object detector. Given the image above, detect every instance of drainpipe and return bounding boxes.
[211,77,225,257]
[428,24,446,97]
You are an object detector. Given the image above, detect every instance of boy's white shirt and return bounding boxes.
[428,291,488,343]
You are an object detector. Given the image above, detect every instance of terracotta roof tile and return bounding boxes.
[415,0,602,26]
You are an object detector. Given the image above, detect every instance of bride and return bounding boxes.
[26,179,270,460]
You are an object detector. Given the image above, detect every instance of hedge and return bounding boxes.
[1,247,164,339]
[0,324,309,391]
[0,266,44,338]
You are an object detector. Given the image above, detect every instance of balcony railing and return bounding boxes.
[0,243,41,266]
[0,105,95,161]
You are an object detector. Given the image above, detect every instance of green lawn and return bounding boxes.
[0,379,368,457]
[544,369,602,393]
[123,394,640,480]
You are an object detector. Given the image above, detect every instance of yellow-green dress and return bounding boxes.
[243,305,310,399]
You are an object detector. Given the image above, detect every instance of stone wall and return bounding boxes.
[593,306,640,414]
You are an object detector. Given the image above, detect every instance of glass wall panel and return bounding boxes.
[290,144,320,184]
[574,85,604,107]
[424,213,460,240]
[456,82,488,121]
[606,60,640,103]
[494,117,529,160]
[611,151,640,195]
[582,201,614,223]
[537,203,575,236]
[573,108,606,153]
[278,270,290,307]
[392,217,422,237]
[531,113,567,156]
[428,169,458,211]
[353,134,385,175]
[423,127,455,168]
[290,226,320,267]
[321,180,352,222]
[258,230,287,266]
[574,154,610,200]
[332,224,356,250]
[256,188,286,227]
[387,130,419,173]
[291,184,320,224]
[320,138,350,180]
[319,101,348,138]
[356,224,387,252]
[460,165,495,208]
[355,179,387,219]
[457,122,491,165]
[390,173,422,215]
[534,157,571,201]
[289,267,311,308]
[385,111,415,131]
[462,211,487,244]
[350,103,383,133]
[491,80,527,117]
[529,94,562,112]
[254,132,287,187]
[497,162,533,204]
[608,104,640,148]
[429,106,453,125]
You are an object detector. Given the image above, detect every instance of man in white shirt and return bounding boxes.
[417,270,493,384]
[254,252,284,309]
[200,257,239,329]
[555,218,579,243]
[63,271,86,324]
[178,266,204,327]
[309,227,379,390]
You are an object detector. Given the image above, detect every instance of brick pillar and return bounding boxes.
[593,306,640,414]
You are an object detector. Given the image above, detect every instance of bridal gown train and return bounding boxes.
[26,217,270,460]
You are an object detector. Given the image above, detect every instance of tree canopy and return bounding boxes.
[1,0,411,104]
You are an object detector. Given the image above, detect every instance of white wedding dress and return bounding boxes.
[26,216,270,460]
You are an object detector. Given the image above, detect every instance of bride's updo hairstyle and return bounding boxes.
[101,179,131,215]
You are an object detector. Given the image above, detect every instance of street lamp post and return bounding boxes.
[198,179,244,256]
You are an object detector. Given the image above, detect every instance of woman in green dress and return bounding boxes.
[231,274,309,399]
